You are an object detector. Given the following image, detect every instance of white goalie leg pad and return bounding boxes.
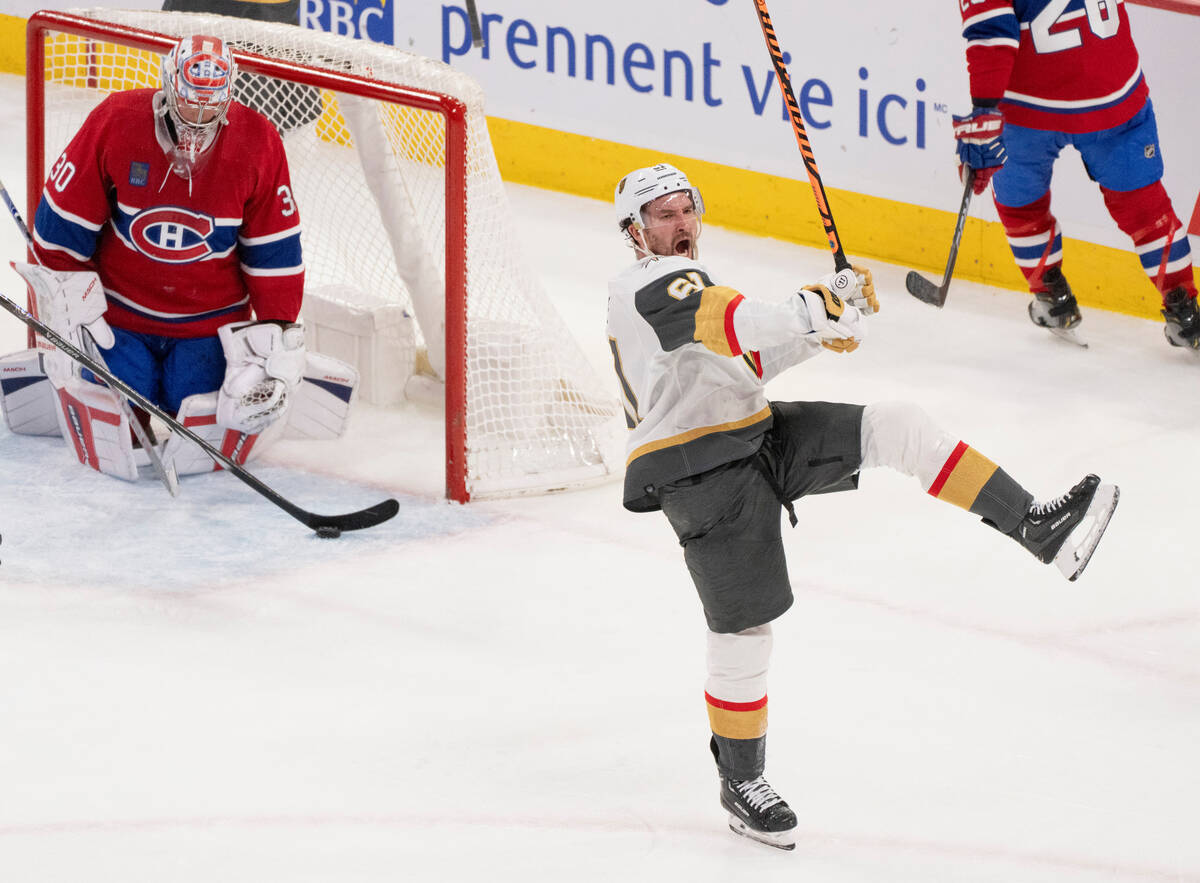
[162,391,282,476]
[706,624,772,705]
[284,351,359,440]
[53,377,137,481]
[860,401,959,490]
[0,349,62,436]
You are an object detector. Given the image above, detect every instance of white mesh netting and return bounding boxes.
[33,9,622,499]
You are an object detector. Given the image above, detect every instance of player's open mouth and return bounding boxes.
[674,238,692,255]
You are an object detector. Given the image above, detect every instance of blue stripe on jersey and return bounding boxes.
[106,293,248,325]
[239,231,303,272]
[34,198,99,260]
[963,13,1018,42]
[1139,237,1191,270]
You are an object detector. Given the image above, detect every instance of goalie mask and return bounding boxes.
[615,163,705,259]
[154,34,237,178]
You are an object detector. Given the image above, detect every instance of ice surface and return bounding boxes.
[0,73,1196,882]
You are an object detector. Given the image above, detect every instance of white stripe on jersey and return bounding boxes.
[43,190,104,231]
[104,286,249,320]
[240,262,305,277]
[963,7,1014,31]
[1005,67,1143,110]
[239,225,302,246]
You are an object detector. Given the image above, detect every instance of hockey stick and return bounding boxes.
[465,0,483,48]
[0,175,178,495]
[751,0,850,274]
[904,168,975,308]
[0,289,399,535]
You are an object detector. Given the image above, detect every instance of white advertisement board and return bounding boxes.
[12,1,1200,252]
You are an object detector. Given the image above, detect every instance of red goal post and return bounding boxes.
[25,10,620,502]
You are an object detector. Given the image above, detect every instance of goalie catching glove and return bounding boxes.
[217,320,306,433]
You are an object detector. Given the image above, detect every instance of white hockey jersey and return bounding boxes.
[606,254,826,512]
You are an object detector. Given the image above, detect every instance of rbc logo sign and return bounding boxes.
[301,0,394,45]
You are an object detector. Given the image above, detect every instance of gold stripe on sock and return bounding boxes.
[935,446,998,511]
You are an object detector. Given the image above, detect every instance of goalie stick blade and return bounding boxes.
[1054,484,1119,581]
[905,270,948,307]
[306,497,400,533]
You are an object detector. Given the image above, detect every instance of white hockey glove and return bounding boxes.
[12,261,114,349]
[798,283,865,354]
[820,264,879,316]
[216,320,307,434]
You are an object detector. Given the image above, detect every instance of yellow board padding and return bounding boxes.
[488,116,1194,321]
[315,92,445,161]
[0,14,26,76]
[41,35,160,91]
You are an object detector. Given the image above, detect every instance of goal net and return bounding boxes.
[26,9,622,501]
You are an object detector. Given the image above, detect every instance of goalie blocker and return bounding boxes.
[0,346,359,480]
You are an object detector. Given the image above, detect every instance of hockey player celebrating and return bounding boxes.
[11,34,308,479]
[955,0,1198,352]
[606,163,1119,850]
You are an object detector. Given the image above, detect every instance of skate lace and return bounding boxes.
[733,776,783,812]
[1029,491,1070,517]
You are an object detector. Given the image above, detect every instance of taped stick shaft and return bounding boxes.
[751,0,849,272]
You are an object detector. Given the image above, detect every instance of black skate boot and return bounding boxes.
[1161,287,1200,354]
[1028,267,1085,345]
[718,773,798,850]
[1008,474,1119,581]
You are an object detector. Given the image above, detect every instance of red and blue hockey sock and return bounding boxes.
[995,191,1062,292]
[1102,181,1196,303]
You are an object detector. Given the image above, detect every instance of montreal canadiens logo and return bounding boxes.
[129,206,216,263]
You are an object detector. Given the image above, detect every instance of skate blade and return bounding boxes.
[1053,484,1119,581]
[727,815,796,851]
[1046,325,1088,348]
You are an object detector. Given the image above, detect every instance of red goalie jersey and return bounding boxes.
[960,0,1148,133]
[33,88,304,338]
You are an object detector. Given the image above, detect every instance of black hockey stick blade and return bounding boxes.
[904,268,947,307]
[905,168,976,308]
[305,498,400,533]
[0,288,399,536]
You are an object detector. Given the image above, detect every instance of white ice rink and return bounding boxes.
[0,72,1197,882]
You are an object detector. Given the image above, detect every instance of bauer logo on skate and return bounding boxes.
[128,207,217,263]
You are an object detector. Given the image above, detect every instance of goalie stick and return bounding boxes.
[0,175,179,495]
[0,288,399,534]
[751,0,851,274]
[905,168,975,308]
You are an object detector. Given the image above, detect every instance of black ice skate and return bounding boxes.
[1028,267,1086,347]
[718,774,797,851]
[1161,287,1200,355]
[1009,474,1119,581]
